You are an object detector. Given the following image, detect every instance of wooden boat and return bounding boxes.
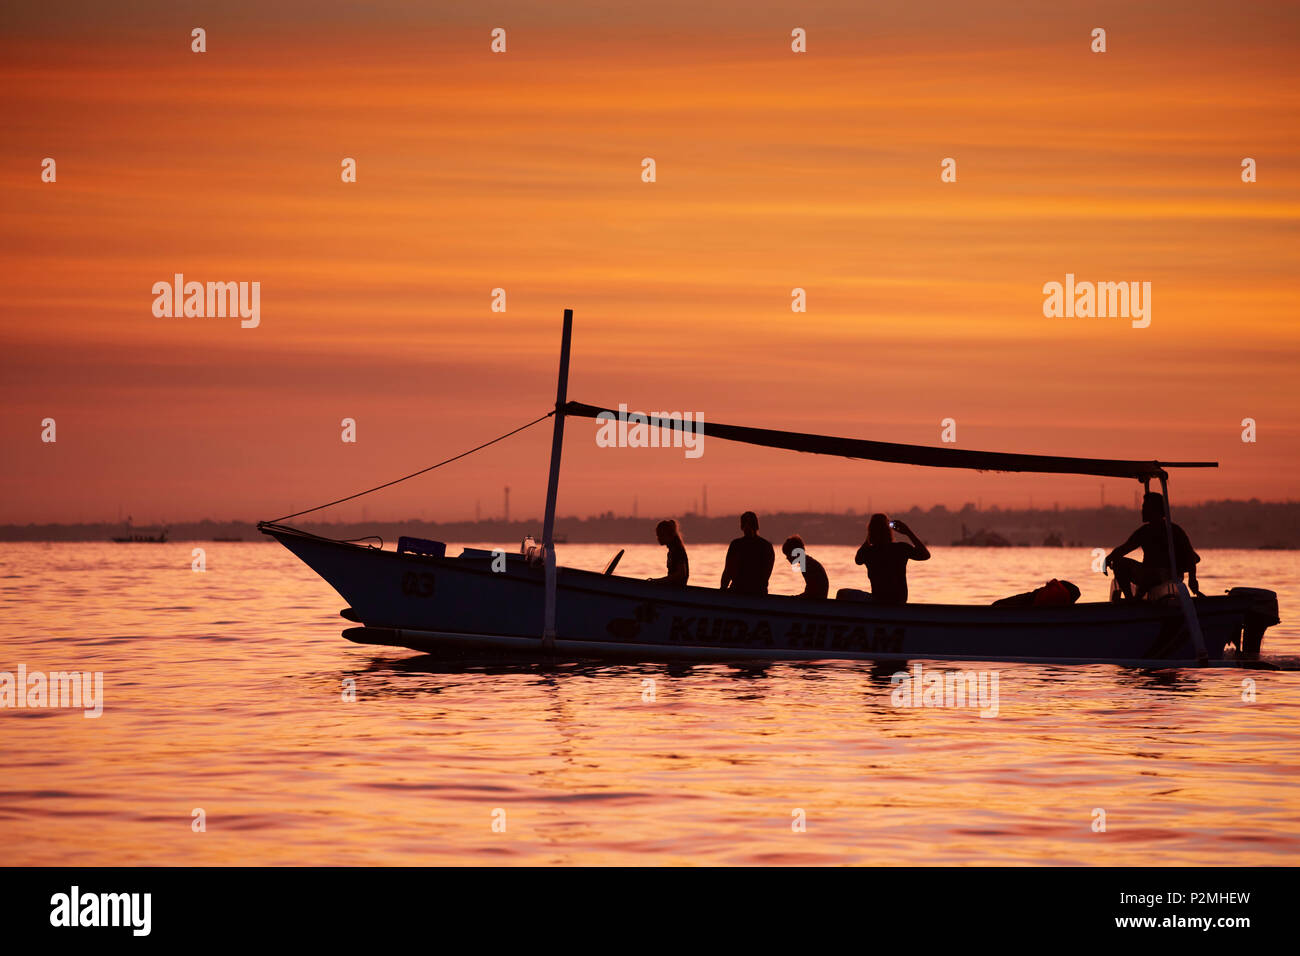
[259,522,1277,665]
[260,310,1281,666]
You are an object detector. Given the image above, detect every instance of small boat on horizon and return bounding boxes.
[951,524,1013,547]
[110,519,168,543]
[261,310,1281,667]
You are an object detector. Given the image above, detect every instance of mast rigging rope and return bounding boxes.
[266,411,554,523]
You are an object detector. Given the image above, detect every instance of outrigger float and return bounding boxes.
[261,310,1280,667]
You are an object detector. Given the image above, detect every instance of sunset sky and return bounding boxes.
[2,1,1298,525]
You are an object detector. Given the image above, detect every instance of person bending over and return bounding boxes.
[782,534,829,600]
[649,519,689,585]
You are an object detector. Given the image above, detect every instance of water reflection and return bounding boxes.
[1116,669,1201,693]
[2,542,1297,865]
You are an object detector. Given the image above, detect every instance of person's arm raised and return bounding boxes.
[892,520,930,561]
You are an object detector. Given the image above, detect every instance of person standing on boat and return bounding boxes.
[1104,492,1202,599]
[721,511,776,595]
[649,519,689,585]
[782,535,829,600]
[854,514,931,605]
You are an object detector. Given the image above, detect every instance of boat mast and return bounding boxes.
[1158,474,1208,664]
[540,308,573,650]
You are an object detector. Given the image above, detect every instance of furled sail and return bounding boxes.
[561,401,1215,480]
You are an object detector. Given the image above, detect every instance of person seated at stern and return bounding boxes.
[854,513,930,605]
[1104,492,1201,600]
[782,535,829,600]
[649,519,689,585]
[721,511,776,595]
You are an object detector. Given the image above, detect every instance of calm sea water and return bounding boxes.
[1,541,1297,866]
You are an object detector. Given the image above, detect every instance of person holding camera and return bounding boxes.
[853,513,930,605]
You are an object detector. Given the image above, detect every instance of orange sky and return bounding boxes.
[2,2,1298,524]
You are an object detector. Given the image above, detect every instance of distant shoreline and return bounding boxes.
[4,500,1298,549]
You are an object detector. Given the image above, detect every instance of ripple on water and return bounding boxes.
[0,542,1298,864]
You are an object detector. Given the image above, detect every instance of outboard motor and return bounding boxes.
[1227,587,1280,656]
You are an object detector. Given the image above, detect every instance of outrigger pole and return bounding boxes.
[540,309,574,650]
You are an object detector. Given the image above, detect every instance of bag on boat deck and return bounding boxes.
[835,588,874,603]
[992,579,1081,607]
[397,536,446,558]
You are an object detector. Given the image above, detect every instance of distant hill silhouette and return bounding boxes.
[3,500,1298,548]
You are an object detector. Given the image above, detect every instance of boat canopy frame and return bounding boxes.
[539,311,1215,662]
[561,401,1216,482]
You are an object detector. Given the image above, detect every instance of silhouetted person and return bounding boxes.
[854,513,930,605]
[649,519,689,585]
[721,511,775,595]
[782,535,829,600]
[1105,492,1201,600]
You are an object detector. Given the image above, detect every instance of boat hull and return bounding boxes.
[261,525,1275,665]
